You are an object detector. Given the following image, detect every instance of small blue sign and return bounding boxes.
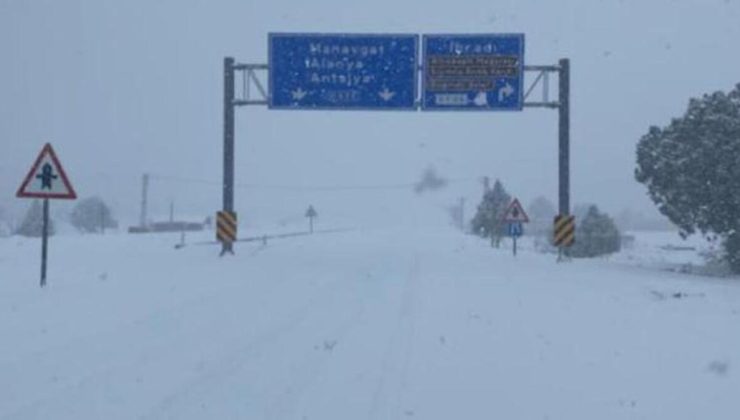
[508,222,524,237]
[269,33,419,110]
[422,34,524,111]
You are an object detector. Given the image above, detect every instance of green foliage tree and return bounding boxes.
[15,200,55,237]
[569,205,621,258]
[471,179,511,247]
[635,84,740,271]
[70,196,118,233]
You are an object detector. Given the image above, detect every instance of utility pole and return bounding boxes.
[459,197,465,232]
[139,173,149,228]
[222,57,236,255]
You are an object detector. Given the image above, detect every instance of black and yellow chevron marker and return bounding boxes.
[216,211,237,243]
[553,214,575,247]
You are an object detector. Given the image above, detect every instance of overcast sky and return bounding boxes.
[1,0,739,228]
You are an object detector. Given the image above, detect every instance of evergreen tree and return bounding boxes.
[471,179,511,247]
[15,200,55,237]
[635,84,740,271]
[569,205,621,258]
[70,196,117,233]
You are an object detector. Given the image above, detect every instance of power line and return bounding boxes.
[148,173,477,192]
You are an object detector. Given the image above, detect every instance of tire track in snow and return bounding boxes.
[261,300,368,420]
[367,255,420,420]
[2,267,351,420]
[0,286,245,420]
[139,274,369,420]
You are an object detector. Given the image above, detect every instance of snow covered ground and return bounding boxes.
[1,226,738,419]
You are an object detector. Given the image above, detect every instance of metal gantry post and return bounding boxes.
[558,58,571,260]
[523,60,571,259]
[222,57,236,255]
[558,58,570,217]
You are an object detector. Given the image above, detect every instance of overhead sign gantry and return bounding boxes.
[219,33,571,257]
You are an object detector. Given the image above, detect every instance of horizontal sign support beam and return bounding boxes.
[524,65,560,72]
[233,99,269,106]
[232,65,561,73]
[230,61,561,110]
[235,98,559,109]
[233,63,268,70]
[233,63,561,73]
[523,101,560,109]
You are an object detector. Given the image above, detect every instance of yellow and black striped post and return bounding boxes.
[216,211,237,255]
[553,215,575,248]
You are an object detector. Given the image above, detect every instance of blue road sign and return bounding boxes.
[422,34,524,111]
[269,33,419,110]
[508,222,524,237]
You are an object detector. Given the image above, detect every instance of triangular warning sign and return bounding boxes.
[16,143,77,200]
[503,198,529,223]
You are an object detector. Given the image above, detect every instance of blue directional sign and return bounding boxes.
[508,222,524,237]
[269,33,419,110]
[422,34,524,111]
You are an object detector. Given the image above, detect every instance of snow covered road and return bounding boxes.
[1,228,739,419]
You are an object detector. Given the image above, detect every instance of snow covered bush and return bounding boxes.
[70,196,118,233]
[15,200,54,237]
[635,84,740,272]
[569,205,621,258]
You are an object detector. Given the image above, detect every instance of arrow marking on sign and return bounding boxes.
[291,87,308,101]
[378,88,396,102]
[498,83,515,102]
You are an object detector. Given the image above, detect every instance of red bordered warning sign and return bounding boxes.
[503,198,529,223]
[16,143,77,200]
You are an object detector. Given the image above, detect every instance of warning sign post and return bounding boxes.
[503,198,529,257]
[16,143,77,287]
